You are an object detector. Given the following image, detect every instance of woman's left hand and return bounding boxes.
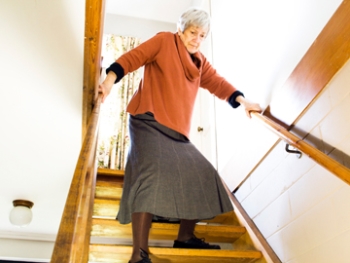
[236,95,262,118]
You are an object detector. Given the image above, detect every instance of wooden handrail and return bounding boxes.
[51,94,102,263]
[251,112,350,185]
[220,112,350,263]
[221,179,282,263]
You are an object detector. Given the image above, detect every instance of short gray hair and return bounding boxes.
[177,8,211,33]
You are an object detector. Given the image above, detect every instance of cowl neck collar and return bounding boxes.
[174,33,202,81]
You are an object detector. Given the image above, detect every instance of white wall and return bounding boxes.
[210,0,350,261]
[210,0,343,190]
[0,238,54,262]
[236,59,350,262]
[0,0,85,260]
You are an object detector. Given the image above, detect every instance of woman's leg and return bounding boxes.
[130,212,153,262]
[176,219,197,241]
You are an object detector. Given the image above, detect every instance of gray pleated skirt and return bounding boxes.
[117,113,233,224]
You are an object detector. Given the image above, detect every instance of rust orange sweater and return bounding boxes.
[107,32,240,138]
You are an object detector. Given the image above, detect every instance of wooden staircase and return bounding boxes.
[89,169,266,263]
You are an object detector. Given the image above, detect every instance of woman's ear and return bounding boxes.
[177,28,182,35]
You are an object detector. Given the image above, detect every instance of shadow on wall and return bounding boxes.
[291,126,350,169]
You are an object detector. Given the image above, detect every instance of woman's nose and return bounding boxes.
[194,35,201,43]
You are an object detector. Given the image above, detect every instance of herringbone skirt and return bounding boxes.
[117,113,233,224]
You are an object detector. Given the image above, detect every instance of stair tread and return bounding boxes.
[89,244,262,263]
[95,170,239,226]
[98,168,124,177]
[95,181,123,199]
[93,198,120,218]
[91,218,245,243]
[92,169,263,262]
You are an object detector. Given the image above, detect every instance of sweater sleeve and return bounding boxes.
[228,90,244,108]
[199,54,242,102]
[106,62,125,83]
[113,32,168,76]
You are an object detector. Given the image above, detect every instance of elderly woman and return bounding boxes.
[99,7,262,263]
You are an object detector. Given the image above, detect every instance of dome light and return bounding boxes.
[9,200,34,227]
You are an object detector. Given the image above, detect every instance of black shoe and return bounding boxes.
[128,248,152,263]
[173,236,221,249]
[152,215,181,224]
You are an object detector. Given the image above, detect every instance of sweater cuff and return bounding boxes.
[106,62,125,83]
[228,90,244,108]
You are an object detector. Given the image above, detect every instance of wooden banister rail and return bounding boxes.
[251,112,350,185]
[221,180,282,263]
[50,94,102,263]
[220,112,350,263]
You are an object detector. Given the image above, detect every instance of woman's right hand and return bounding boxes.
[99,71,117,103]
[98,82,112,103]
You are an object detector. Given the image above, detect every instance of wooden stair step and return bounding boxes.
[95,180,123,199]
[92,169,267,262]
[93,198,239,225]
[98,168,125,178]
[201,211,239,225]
[91,218,245,243]
[93,198,120,218]
[89,244,262,263]
[95,169,124,199]
[95,169,239,224]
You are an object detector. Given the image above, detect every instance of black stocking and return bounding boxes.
[176,219,197,242]
[130,212,153,262]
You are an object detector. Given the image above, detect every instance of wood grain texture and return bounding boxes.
[266,0,350,127]
[82,0,106,138]
[201,211,239,225]
[89,245,262,263]
[91,169,266,262]
[93,198,120,218]
[91,218,246,243]
[95,180,124,199]
[252,112,350,185]
[98,168,125,177]
[221,179,282,263]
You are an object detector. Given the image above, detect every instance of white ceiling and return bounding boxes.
[105,0,202,23]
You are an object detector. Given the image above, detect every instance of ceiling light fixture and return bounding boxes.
[9,199,34,227]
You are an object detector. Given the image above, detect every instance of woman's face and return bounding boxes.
[178,26,208,54]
